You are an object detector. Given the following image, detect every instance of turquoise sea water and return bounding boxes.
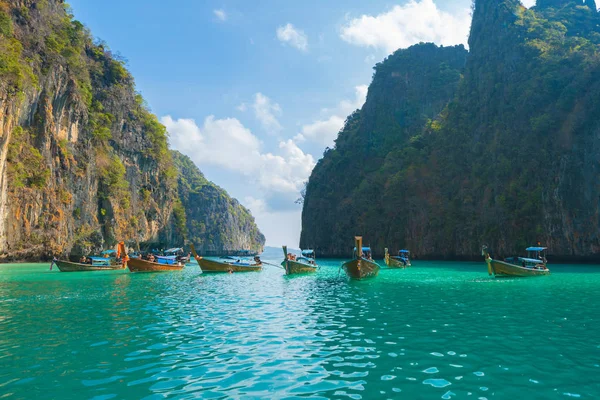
[1,257,599,399]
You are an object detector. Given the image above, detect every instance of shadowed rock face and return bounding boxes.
[0,0,263,261]
[173,151,265,256]
[301,0,600,261]
[300,43,468,258]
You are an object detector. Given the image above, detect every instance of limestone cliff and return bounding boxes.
[173,151,264,255]
[301,0,600,261]
[0,0,263,260]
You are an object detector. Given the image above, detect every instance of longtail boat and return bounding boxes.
[281,245,318,275]
[52,243,128,272]
[164,247,191,264]
[384,248,411,268]
[190,244,262,273]
[341,237,380,280]
[482,245,550,277]
[126,246,185,273]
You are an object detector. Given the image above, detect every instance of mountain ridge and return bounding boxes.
[301,0,600,261]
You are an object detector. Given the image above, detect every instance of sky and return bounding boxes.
[68,0,536,247]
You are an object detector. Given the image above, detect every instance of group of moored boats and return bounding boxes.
[338,237,551,280]
[51,237,551,279]
[52,242,317,275]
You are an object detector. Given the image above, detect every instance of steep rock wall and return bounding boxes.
[0,0,263,260]
[301,0,600,261]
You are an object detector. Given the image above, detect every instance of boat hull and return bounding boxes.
[197,257,262,273]
[385,256,409,268]
[281,260,317,275]
[487,259,550,277]
[127,258,185,272]
[55,260,126,272]
[342,259,380,280]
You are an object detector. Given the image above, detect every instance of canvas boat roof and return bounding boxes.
[519,257,545,263]
[353,247,371,252]
[526,247,547,251]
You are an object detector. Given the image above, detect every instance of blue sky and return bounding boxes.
[68,0,535,247]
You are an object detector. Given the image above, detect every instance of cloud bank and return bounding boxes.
[162,115,315,210]
[340,0,471,52]
[296,85,368,148]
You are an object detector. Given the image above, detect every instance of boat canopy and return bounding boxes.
[156,255,177,265]
[165,248,183,254]
[88,257,111,266]
[399,250,410,254]
[101,249,116,256]
[519,257,544,263]
[353,247,371,252]
[526,247,547,251]
[301,249,315,256]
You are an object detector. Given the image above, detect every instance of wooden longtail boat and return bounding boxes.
[384,248,411,268]
[341,237,380,280]
[482,245,550,277]
[127,256,185,273]
[52,243,128,272]
[125,245,186,273]
[281,245,318,275]
[190,244,262,273]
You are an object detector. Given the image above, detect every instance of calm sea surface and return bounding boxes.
[1,253,599,399]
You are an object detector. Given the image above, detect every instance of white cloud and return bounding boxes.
[162,115,315,202]
[276,23,309,52]
[245,196,302,247]
[300,116,346,146]
[253,93,282,134]
[237,103,247,112]
[340,0,471,53]
[521,0,535,7]
[213,9,227,21]
[299,85,368,147]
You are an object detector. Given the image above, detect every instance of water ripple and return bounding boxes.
[0,260,599,398]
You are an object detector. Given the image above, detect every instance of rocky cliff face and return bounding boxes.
[173,151,264,255]
[0,0,263,260]
[300,43,468,258]
[301,0,600,261]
